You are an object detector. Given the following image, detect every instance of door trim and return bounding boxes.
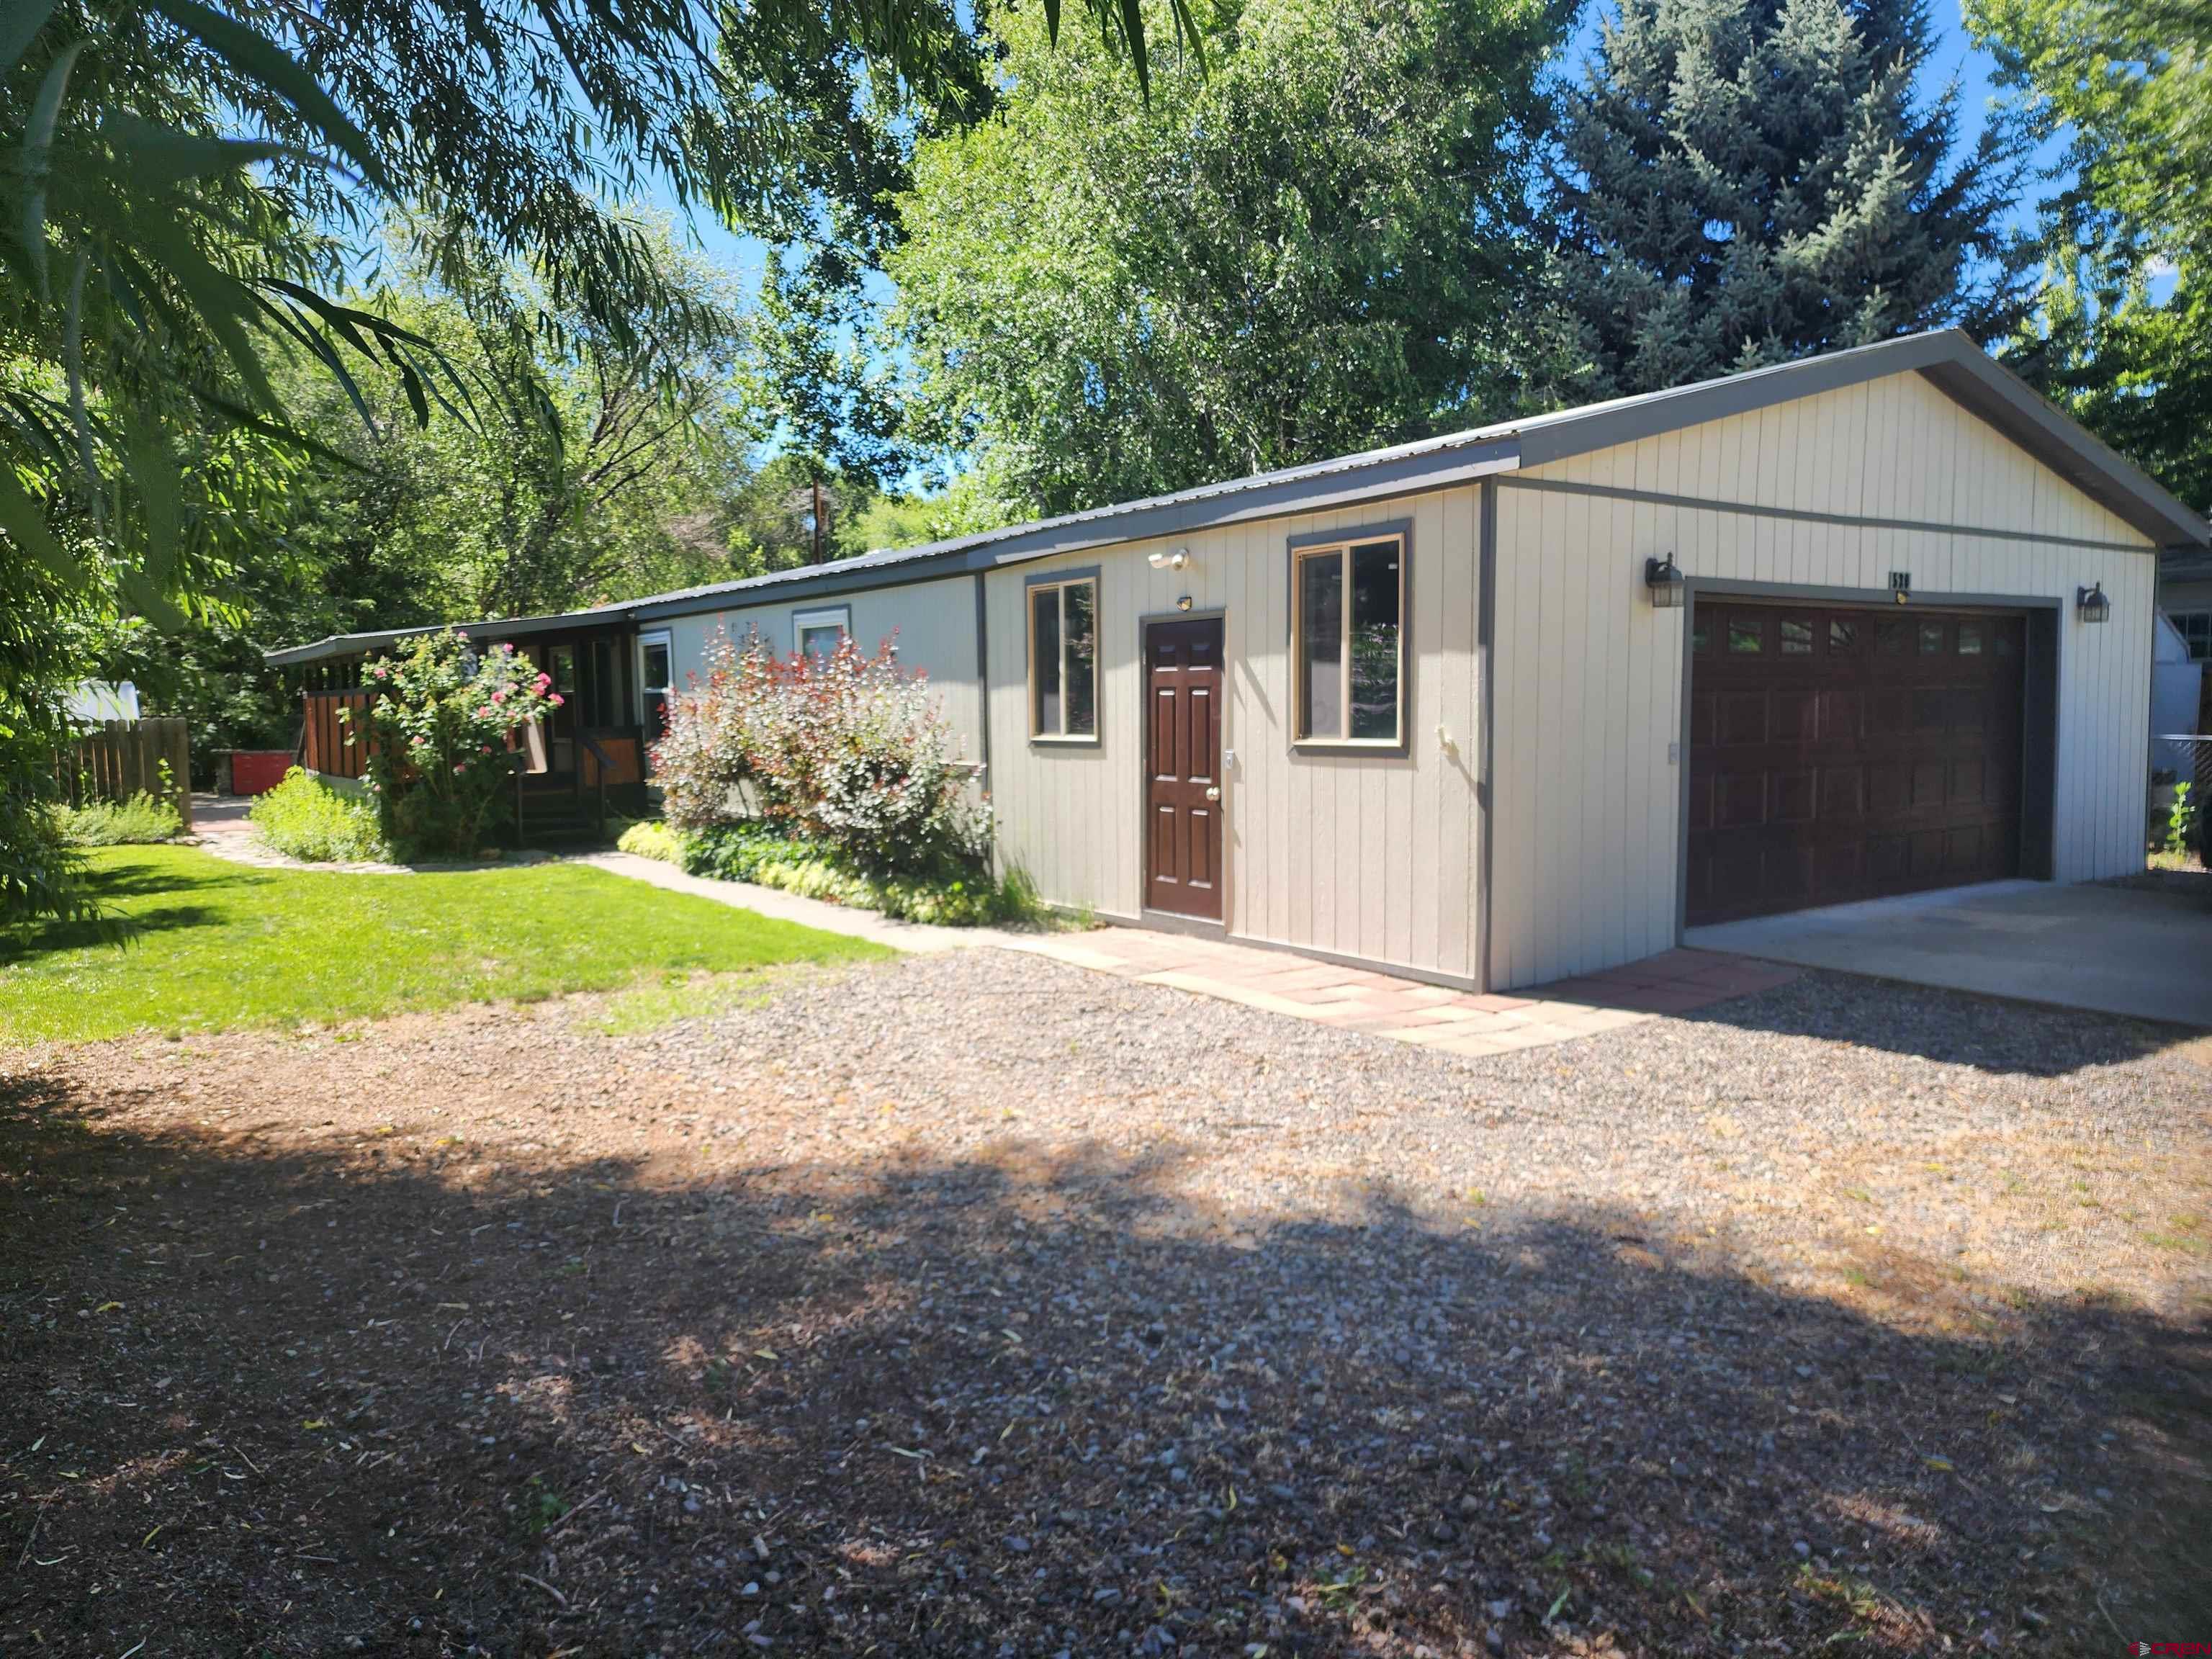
[1141,612,1229,926]
[1673,580,2062,940]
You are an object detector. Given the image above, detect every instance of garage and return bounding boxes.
[1684,601,2039,925]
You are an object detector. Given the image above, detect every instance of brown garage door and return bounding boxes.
[1686,603,2027,925]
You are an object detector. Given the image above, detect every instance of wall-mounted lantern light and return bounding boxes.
[1148,547,1190,571]
[1644,553,1686,608]
[2076,581,2110,624]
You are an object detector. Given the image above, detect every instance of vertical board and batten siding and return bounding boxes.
[1488,369,2158,990]
[657,575,988,764]
[982,487,1486,985]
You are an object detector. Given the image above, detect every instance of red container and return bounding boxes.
[228,750,295,796]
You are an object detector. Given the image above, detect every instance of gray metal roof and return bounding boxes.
[264,329,2210,667]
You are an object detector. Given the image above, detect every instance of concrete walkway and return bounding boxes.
[1686,877,2212,1028]
[583,850,1800,1057]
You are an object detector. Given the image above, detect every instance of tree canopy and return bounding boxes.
[1544,0,2031,400]
[888,0,1568,516]
[1969,0,2212,510]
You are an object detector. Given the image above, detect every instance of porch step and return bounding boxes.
[516,802,612,846]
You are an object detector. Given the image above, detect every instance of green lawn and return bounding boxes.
[0,845,888,1045]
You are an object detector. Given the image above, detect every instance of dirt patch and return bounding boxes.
[3,953,2208,1656]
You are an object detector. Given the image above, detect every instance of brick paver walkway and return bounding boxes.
[1028,931,1801,1058]
[585,849,1801,1057]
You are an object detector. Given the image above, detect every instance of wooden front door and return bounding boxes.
[1686,602,2028,925]
[1144,617,1225,920]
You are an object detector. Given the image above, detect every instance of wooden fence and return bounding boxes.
[58,717,194,830]
[300,689,374,780]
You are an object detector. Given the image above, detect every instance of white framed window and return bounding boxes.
[1292,533,1406,745]
[792,606,850,661]
[2175,610,2212,662]
[639,629,673,739]
[1028,575,1099,740]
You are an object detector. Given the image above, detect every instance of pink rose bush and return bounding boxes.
[343,629,559,856]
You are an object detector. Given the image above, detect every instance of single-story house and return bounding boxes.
[268,328,2211,992]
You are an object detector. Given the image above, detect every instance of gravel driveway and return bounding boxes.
[4,950,2208,1656]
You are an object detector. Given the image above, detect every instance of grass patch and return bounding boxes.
[248,768,387,862]
[0,845,889,1046]
[587,968,796,1035]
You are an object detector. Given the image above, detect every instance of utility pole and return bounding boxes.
[810,475,827,564]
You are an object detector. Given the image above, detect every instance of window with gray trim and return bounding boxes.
[639,629,673,740]
[792,606,850,661]
[1293,535,1404,743]
[2175,611,2212,662]
[1029,577,1098,738]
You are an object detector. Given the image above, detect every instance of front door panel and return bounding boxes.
[1144,618,1224,920]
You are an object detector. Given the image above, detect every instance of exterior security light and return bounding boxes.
[1148,548,1190,571]
[2076,582,2110,624]
[1644,553,1686,608]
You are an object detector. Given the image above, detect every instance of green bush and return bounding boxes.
[615,819,683,863]
[50,791,184,845]
[677,822,1041,927]
[2164,781,2200,857]
[248,768,387,863]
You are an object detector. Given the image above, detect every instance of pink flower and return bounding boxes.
[477,705,493,718]
[453,763,467,774]
[548,693,564,707]
[372,664,390,679]
[535,672,552,691]
[491,689,506,704]
[480,743,493,754]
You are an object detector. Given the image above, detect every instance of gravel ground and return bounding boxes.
[3,950,2208,1657]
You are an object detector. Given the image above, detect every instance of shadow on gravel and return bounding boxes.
[1668,968,2200,1079]
[1,1069,2205,1659]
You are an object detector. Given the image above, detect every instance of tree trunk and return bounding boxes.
[811,475,826,565]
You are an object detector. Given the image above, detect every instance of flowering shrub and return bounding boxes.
[655,629,989,878]
[346,630,561,856]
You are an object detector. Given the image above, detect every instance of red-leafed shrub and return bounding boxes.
[652,628,989,878]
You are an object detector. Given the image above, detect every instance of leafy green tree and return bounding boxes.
[848,466,1030,552]
[888,0,1568,515]
[1969,0,2212,510]
[0,0,1183,934]
[1543,0,2031,400]
[749,243,913,562]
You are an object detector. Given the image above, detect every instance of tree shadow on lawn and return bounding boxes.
[0,1074,2204,1659]
[1665,966,2203,1080]
[1,855,261,962]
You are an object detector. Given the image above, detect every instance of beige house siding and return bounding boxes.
[653,574,988,767]
[1487,369,2159,990]
[983,486,1487,984]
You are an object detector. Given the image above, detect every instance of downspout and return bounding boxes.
[1475,478,1498,994]
[974,569,994,871]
